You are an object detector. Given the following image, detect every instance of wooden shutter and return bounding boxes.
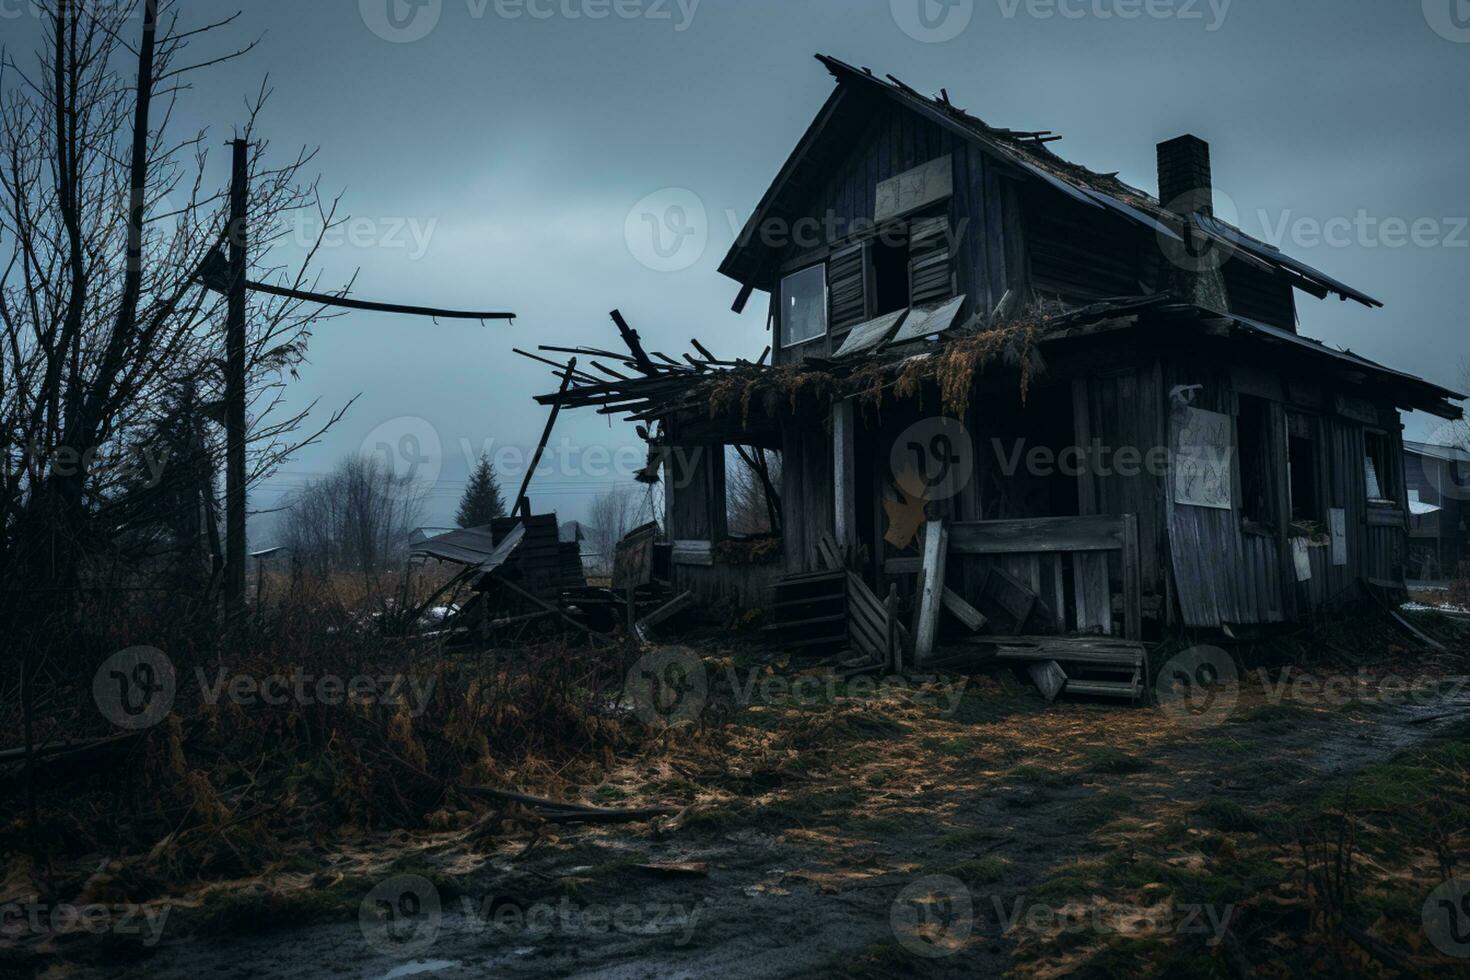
[827,243,868,334]
[908,216,955,306]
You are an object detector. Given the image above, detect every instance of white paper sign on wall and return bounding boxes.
[1172,407,1234,511]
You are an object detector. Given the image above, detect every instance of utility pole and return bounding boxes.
[225,139,248,612]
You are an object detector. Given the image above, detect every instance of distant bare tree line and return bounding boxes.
[275,456,427,579]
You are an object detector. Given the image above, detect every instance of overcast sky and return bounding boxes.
[8,0,1470,534]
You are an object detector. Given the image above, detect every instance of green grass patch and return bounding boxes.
[1191,798,1283,837]
[921,734,986,756]
[1004,764,1069,787]
[944,856,1010,886]
[1081,746,1151,775]
[1065,791,1134,830]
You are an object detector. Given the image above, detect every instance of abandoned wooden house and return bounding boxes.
[529,55,1463,684]
[1403,440,1470,581]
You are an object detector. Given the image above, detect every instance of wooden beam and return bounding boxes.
[833,399,857,558]
[942,587,987,632]
[1121,513,1143,641]
[913,521,949,664]
[516,359,578,517]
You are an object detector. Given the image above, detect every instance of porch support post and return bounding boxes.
[834,398,857,562]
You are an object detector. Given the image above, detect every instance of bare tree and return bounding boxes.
[727,447,782,535]
[276,456,428,580]
[586,486,640,573]
[0,1,349,630]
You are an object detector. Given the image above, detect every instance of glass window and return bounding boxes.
[780,265,827,348]
[1365,431,1396,504]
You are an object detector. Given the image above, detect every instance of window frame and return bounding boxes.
[778,263,829,350]
[1364,428,1400,507]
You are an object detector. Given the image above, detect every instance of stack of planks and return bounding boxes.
[762,569,851,652]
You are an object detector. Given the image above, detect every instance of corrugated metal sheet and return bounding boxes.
[414,523,525,573]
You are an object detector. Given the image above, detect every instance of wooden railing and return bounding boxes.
[888,514,1143,642]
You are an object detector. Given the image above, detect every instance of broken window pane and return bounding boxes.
[780,264,827,348]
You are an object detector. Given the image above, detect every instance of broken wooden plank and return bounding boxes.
[817,531,846,572]
[1364,578,1447,652]
[913,520,949,664]
[1028,661,1067,702]
[994,645,1143,668]
[634,591,695,642]
[978,566,1038,634]
[1063,678,1141,700]
[634,862,709,878]
[671,540,714,567]
[941,587,987,632]
[885,584,902,674]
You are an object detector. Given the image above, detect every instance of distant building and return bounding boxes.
[1404,440,1470,580]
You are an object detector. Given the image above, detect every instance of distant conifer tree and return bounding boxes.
[456,455,507,528]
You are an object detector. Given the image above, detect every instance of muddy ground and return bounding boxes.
[10,614,1470,979]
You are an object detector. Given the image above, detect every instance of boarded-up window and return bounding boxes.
[907,216,955,307]
[780,264,827,348]
[827,244,868,335]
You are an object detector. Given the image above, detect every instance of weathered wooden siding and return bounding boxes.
[673,562,785,610]
[1073,364,1168,597]
[772,96,1019,362]
[666,438,725,543]
[1158,353,1406,628]
[781,417,835,572]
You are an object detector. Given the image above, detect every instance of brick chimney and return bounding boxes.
[1156,133,1229,314]
[1157,134,1213,215]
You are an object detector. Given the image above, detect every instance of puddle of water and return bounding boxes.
[378,960,461,980]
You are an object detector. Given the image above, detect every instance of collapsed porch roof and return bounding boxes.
[527,298,1464,432]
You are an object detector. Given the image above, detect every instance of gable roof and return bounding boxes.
[720,55,1381,309]
[1405,440,1470,464]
